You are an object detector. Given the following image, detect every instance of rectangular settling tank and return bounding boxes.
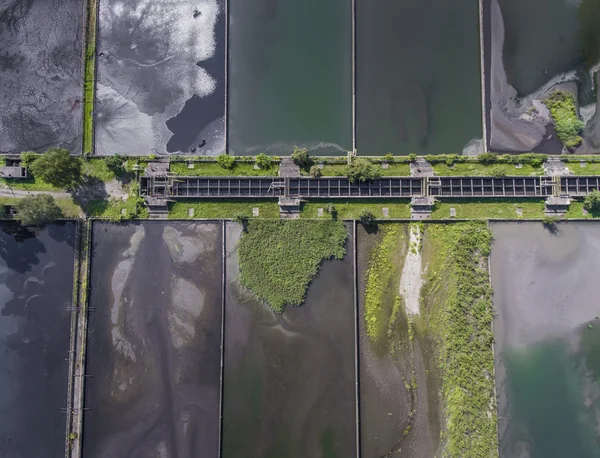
[356,0,483,155]
[228,0,353,156]
[95,0,226,155]
[83,221,223,457]
[221,222,357,457]
[0,222,76,457]
[491,222,600,458]
[0,1,83,154]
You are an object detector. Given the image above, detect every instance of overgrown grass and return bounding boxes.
[432,163,542,177]
[544,90,584,149]
[318,163,411,177]
[169,199,280,219]
[85,195,147,219]
[364,224,408,356]
[565,162,600,175]
[82,158,116,181]
[83,0,98,154]
[421,223,497,457]
[0,177,63,192]
[238,220,348,312]
[431,198,546,219]
[170,161,279,177]
[300,199,411,219]
[0,197,81,219]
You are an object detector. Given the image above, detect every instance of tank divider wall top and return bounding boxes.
[0,0,84,154]
[95,0,226,156]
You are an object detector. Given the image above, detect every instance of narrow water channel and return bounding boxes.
[222,222,356,457]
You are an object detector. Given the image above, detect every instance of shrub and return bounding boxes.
[105,154,126,175]
[491,166,506,177]
[255,153,273,170]
[20,151,38,167]
[384,153,394,162]
[408,153,417,162]
[346,157,381,183]
[359,211,376,226]
[29,148,81,188]
[478,153,498,165]
[15,194,63,226]
[309,165,322,178]
[325,203,336,214]
[543,90,584,149]
[148,154,157,160]
[584,189,600,212]
[291,147,312,169]
[216,153,235,170]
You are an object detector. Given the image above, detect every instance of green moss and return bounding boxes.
[169,199,280,219]
[421,223,497,457]
[238,220,348,312]
[170,161,279,177]
[544,90,585,149]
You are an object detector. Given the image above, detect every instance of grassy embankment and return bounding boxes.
[170,161,279,177]
[169,199,280,219]
[237,220,348,312]
[300,199,411,219]
[421,223,497,457]
[432,163,542,177]
[431,198,546,220]
[82,0,98,154]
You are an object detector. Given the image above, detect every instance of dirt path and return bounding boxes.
[399,225,423,316]
[0,188,71,199]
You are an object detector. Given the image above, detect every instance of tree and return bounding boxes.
[256,153,273,170]
[15,194,63,226]
[216,153,235,170]
[309,165,322,178]
[584,189,600,212]
[29,148,81,188]
[20,151,38,167]
[291,147,313,169]
[105,154,126,175]
[359,210,376,227]
[346,158,381,183]
[478,153,497,165]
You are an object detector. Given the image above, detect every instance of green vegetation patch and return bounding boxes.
[543,90,585,149]
[431,198,546,220]
[169,199,280,219]
[363,224,407,355]
[83,0,98,154]
[301,199,411,220]
[432,162,542,177]
[421,223,497,457]
[238,220,348,312]
[82,158,117,181]
[170,161,278,177]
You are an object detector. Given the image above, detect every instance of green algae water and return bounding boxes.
[228,0,352,156]
[502,340,600,458]
[356,0,483,155]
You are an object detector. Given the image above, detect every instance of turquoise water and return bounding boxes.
[228,0,352,156]
[502,338,600,458]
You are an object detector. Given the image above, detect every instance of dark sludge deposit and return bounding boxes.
[491,222,600,458]
[488,0,600,153]
[83,221,222,457]
[221,222,356,457]
[95,0,226,156]
[0,0,83,154]
[0,222,76,457]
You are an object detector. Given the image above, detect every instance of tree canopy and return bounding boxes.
[346,158,381,183]
[29,148,82,188]
[15,194,63,226]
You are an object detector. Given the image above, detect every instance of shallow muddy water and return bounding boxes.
[0,222,75,457]
[221,222,356,457]
[0,0,83,153]
[95,0,226,156]
[83,221,222,457]
[491,222,600,458]
[356,0,483,155]
[228,0,352,156]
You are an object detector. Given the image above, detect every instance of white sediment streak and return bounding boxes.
[399,225,423,316]
[110,226,146,361]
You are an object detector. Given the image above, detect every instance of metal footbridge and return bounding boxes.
[141,175,600,200]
